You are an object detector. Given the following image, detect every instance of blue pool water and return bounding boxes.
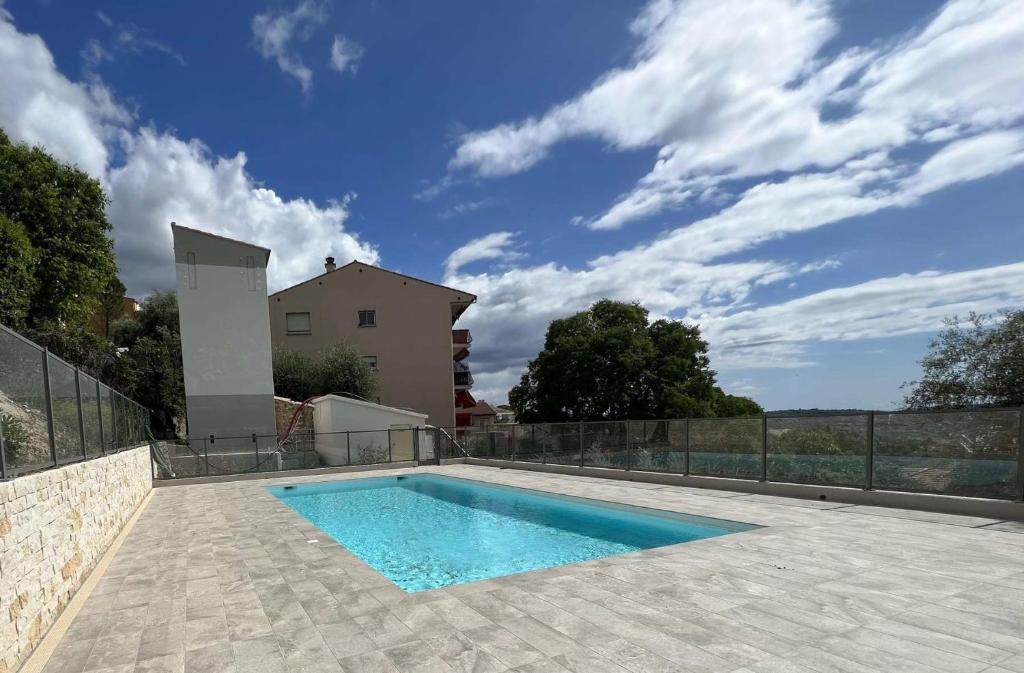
[268,474,757,592]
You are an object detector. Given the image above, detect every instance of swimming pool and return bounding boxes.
[268,474,758,592]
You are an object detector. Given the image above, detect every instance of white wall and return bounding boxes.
[175,261,274,398]
[172,225,277,443]
[313,395,428,465]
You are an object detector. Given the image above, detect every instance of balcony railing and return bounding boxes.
[452,329,472,347]
[454,371,474,388]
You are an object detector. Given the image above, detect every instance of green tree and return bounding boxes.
[903,310,1024,409]
[509,300,761,422]
[272,342,378,402]
[111,291,185,435]
[0,213,37,329]
[711,389,764,417]
[0,129,117,328]
[96,277,129,338]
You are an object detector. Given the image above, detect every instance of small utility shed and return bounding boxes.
[312,394,429,465]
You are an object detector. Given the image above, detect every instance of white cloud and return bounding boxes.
[329,34,363,75]
[438,199,493,220]
[81,39,113,67]
[0,9,130,178]
[444,232,523,276]
[107,129,378,294]
[447,0,1024,230]
[897,129,1024,201]
[704,263,1024,368]
[0,7,376,298]
[452,128,1024,399]
[83,12,186,68]
[252,0,328,94]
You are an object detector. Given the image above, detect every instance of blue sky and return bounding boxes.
[2,0,1023,410]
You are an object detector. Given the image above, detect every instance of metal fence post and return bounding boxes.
[865,411,875,490]
[578,421,585,468]
[536,425,543,463]
[95,379,105,456]
[41,349,57,467]
[253,433,260,472]
[346,431,351,466]
[206,435,213,476]
[413,428,421,463]
[387,429,393,463]
[510,424,516,462]
[1016,408,1024,502]
[110,393,118,452]
[683,419,690,475]
[0,412,7,480]
[625,421,632,471]
[75,369,87,460]
[760,414,768,482]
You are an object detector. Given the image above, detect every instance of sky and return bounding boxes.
[2,0,1023,411]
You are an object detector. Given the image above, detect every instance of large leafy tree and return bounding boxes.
[903,310,1024,409]
[272,342,379,403]
[509,300,762,421]
[0,129,117,328]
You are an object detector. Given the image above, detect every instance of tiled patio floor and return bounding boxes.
[41,464,1024,673]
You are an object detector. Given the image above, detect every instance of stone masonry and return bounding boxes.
[0,446,152,673]
[274,397,313,437]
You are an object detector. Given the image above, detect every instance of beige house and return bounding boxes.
[268,260,476,427]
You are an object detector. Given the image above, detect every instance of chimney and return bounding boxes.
[325,256,336,272]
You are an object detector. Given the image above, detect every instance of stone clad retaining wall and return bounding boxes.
[0,446,152,673]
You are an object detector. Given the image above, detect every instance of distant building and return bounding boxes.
[269,259,477,428]
[171,223,277,445]
[494,404,516,425]
[89,296,140,338]
[458,399,497,428]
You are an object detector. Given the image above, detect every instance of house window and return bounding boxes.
[358,310,376,327]
[186,252,198,289]
[363,355,378,371]
[245,255,257,291]
[286,312,311,334]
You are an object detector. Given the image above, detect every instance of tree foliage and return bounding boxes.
[0,213,38,329]
[110,291,185,435]
[96,277,128,338]
[0,129,117,328]
[903,310,1024,409]
[272,342,379,402]
[509,300,762,422]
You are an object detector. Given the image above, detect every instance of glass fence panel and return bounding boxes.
[630,420,687,473]
[689,417,762,479]
[389,428,415,462]
[113,394,129,450]
[537,423,582,465]
[512,425,544,462]
[79,373,103,457]
[433,429,460,460]
[349,430,391,465]
[47,354,83,462]
[873,410,1020,499]
[0,330,52,471]
[491,427,512,460]
[767,415,868,487]
[582,421,628,469]
[456,430,492,457]
[99,384,115,453]
[131,403,146,445]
